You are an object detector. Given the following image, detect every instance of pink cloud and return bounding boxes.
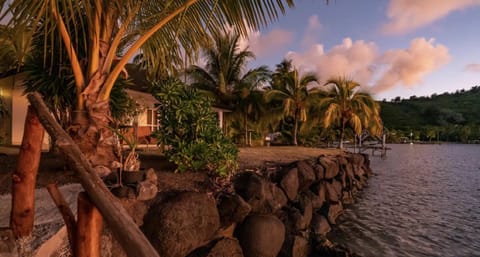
[382,0,480,35]
[285,37,450,94]
[464,63,480,72]
[239,28,293,58]
[372,38,450,91]
[287,38,378,86]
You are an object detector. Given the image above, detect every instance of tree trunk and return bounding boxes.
[76,192,103,257]
[293,110,299,146]
[47,183,77,254]
[10,106,45,238]
[244,111,248,146]
[339,119,345,149]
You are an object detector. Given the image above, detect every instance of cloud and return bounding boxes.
[373,38,450,91]
[238,28,293,58]
[287,38,378,86]
[302,15,323,47]
[382,0,480,35]
[285,37,450,94]
[464,63,480,72]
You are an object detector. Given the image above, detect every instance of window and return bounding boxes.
[146,109,159,131]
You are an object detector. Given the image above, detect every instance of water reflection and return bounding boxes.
[329,144,480,257]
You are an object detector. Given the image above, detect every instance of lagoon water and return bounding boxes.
[330,144,480,257]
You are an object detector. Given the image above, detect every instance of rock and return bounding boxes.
[279,235,309,257]
[325,181,340,203]
[342,190,354,204]
[311,214,331,236]
[309,182,326,208]
[136,181,158,201]
[314,164,325,180]
[279,168,299,201]
[217,193,251,227]
[206,238,244,257]
[268,183,288,212]
[236,214,285,257]
[0,228,17,257]
[327,203,343,224]
[143,192,220,257]
[296,161,316,191]
[145,168,158,186]
[292,236,309,257]
[233,172,287,213]
[298,195,313,230]
[319,157,339,179]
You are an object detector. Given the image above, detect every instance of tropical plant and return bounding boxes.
[0,24,34,73]
[264,62,319,145]
[1,0,295,174]
[319,77,382,149]
[152,78,238,175]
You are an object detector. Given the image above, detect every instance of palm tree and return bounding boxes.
[188,32,271,143]
[188,32,259,105]
[1,0,295,173]
[319,77,382,149]
[264,63,319,145]
[232,67,271,145]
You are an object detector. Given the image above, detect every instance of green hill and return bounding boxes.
[379,86,480,142]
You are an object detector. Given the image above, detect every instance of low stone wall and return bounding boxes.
[138,152,372,257]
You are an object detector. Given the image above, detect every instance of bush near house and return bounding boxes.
[152,78,238,175]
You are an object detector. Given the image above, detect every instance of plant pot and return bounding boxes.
[122,170,145,184]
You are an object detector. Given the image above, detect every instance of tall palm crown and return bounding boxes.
[319,77,382,148]
[188,32,269,106]
[265,60,319,145]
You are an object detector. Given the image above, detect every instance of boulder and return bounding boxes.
[145,168,158,186]
[143,192,220,257]
[136,180,158,201]
[313,164,325,180]
[233,172,287,213]
[296,161,316,191]
[325,182,340,203]
[311,214,331,236]
[307,182,326,209]
[236,214,285,257]
[319,157,339,179]
[327,203,343,224]
[279,235,309,257]
[292,236,309,257]
[206,238,244,257]
[279,168,299,201]
[217,193,252,227]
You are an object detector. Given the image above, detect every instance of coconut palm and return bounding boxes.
[188,31,271,143]
[264,65,319,145]
[1,0,295,173]
[188,32,259,106]
[319,77,382,149]
[232,67,271,145]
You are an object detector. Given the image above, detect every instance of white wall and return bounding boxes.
[11,83,50,150]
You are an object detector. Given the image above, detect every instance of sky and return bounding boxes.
[239,0,480,101]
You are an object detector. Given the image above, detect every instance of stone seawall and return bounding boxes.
[36,152,372,257]
[140,152,371,257]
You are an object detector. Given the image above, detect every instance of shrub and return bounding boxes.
[152,78,238,175]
